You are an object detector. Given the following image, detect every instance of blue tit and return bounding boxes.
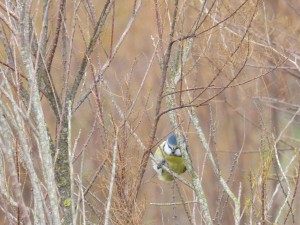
[152,133,186,181]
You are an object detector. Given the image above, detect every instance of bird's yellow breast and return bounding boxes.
[164,155,186,174]
[154,142,186,181]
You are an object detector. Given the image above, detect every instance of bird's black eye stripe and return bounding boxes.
[167,144,180,153]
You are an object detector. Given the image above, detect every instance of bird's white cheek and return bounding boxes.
[164,145,172,155]
[175,149,182,156]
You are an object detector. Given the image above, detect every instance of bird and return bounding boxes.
[152,133,186,181]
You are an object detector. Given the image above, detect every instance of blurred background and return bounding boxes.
[1,0,300,224]
[45,0,300,224]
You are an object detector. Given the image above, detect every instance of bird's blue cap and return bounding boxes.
[167,134,178,148]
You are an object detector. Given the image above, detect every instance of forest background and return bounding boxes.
[0,0,300,224]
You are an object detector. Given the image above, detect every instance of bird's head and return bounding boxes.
[164,133,182,156]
